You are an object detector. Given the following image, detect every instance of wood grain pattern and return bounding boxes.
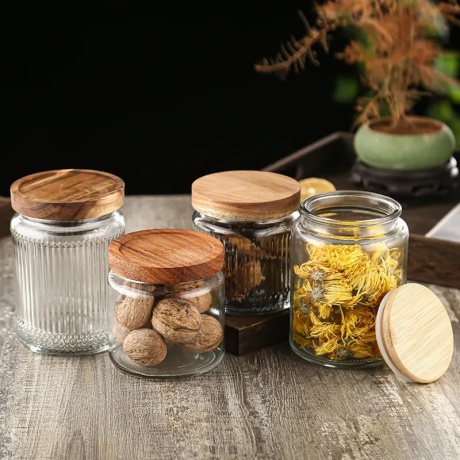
[108,228,224,284]
[1,195,460,459]
[191,170,301,221]
[10,169,125,221]
[380,283,454,383]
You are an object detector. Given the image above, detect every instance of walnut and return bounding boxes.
[114,293,154,330]
[123,328,167,367]
[124,280,156,294]
[181,315,224,353]
[113,319,130,345]
[228,234,275,260]
[225,259,264,300]
[224,235,265,300]
[226,235,256,253]
[174,289,212,313]
[170,280,204,293]
[151,298,201,343]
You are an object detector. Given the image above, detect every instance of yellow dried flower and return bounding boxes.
[292,241,403,361]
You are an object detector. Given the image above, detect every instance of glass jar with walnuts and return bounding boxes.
[107,228,225,378]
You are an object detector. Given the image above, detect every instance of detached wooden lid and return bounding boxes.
[108,228,225,284]
[377,283,454,384]
[191,170,301,221]
[10,169,125,221]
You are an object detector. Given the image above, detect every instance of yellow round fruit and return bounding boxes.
[298,177,336,202]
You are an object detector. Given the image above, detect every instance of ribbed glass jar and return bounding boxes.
[108,228,226,378]
[191,170,300,315]
[290,190,409,368]
[10,169,126,355]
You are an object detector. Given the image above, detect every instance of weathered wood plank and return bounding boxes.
[1,319,459,459]
[1,195,459,460]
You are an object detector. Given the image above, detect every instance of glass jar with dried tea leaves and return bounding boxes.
[191,170,300,315]
[290,190,409,368]
[108,228,225,378]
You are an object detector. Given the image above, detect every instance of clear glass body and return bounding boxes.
[10,211,126,355]
[192,211,298,315]
[108,271,225,377]
[290,191,409,369]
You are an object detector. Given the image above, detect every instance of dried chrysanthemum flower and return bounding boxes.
[292,241,403,361]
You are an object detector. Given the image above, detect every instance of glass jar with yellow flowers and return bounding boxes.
[290,190,409,368]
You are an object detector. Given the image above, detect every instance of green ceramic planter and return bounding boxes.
[354,116,456,171]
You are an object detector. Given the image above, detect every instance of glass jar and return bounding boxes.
[191,170,300,315]
[290,190,409,368]
[10,169,126,355]
[108,228,225,378]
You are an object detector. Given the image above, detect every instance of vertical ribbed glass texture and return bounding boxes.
[10,211,125,355]
[192,212,298,315]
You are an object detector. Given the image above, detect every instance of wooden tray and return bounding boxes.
[224,131,460,356]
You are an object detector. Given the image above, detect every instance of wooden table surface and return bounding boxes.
[1,195,459,460]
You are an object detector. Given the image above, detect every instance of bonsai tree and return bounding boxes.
[254,0,460,135]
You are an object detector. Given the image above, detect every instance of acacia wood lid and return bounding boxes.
[10,169,125,221]
[191,170,301,221]
[376,283,454,384]
[108,228,225,284]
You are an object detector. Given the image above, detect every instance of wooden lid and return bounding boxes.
[377,283,454,384]
[191,170,301,221]
[108,228,225,284]
[10,169,125,221]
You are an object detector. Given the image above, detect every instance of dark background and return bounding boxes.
[1,0,458,196]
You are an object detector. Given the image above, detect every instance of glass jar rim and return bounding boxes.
[300,190,402,227]
[12,211,123,232]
